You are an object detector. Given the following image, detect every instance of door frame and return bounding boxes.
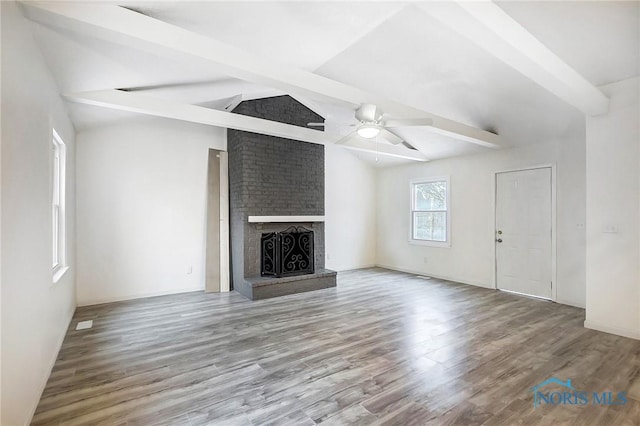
[492,164,557,302]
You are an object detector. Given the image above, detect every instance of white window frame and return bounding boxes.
[52,129,68,283]
[409,176,451,248]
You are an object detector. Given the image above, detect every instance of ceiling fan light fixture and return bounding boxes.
[357,124,381,139]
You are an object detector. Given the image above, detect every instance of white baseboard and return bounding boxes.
[375,264,494,290]
[27,306,75,425]
[78,286,205,307]
[331,264,377,272]
[556,298,586,309]
[584,320,640,340]
[378,264,586,309]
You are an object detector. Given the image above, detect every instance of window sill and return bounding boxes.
[409,239,451,248]
[53,266,69,284]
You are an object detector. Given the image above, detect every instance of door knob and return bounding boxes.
[496,238,503,243]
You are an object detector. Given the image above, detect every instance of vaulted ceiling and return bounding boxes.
[24,1,640,166]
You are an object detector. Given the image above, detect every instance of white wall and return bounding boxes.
[76,118,225,306]
[1,5,4,423]
[376,129,586,308]
[325,144,377,271]
[78,121,376,300]
[585,76,640,339]
[1,2,77,424]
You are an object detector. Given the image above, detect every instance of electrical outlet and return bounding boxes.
[187,266,193,275]
[326,253,331,260]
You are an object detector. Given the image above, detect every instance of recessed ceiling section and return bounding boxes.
[419,1,608,116]
[21,1,636,166]
[496,1,640,87]
[392,128,489,161]
[124,1,408,72]
[29,21,276,130]
[23,1,502,152]
[30,22,232,94]
[315,4,585,148]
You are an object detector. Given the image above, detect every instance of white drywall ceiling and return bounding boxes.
[25,1,639,165]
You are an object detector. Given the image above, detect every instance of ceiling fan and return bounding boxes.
[309,103,433,148]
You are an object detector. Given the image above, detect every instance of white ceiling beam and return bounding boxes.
[420,1,609,116]
[21,2,502,148]
[341,139,429,162]
[65,90,427,161]
[65,89,328,145]
[64,89,427,161]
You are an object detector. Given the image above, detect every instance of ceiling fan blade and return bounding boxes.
[341,138,428,162]
[399,139,436,162]
[381,129,435,165]
[355,103,383,123]
[307,122,325,127]
[380,128,404,145]
[402,141,417,150]
[334,131,356,145]
[384,118,434,128]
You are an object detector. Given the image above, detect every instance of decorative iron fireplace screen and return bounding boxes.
[261,226,314,277]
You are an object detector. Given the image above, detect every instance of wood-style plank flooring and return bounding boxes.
[34,268,640,425]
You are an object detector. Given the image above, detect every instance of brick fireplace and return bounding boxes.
[227,95,337,300]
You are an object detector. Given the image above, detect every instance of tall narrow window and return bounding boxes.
[52,129,67,282]
[410,177,450,246]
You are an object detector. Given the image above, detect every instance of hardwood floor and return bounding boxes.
[34,268,640,425]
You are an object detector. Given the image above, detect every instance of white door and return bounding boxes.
[496,168,552,299]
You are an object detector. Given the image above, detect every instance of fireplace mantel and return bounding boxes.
[248,215,325,223]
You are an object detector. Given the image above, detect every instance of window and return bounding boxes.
[52,129,67,282]
[410,177,450,246]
